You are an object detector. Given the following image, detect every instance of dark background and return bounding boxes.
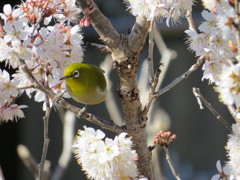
[0,0,232,179]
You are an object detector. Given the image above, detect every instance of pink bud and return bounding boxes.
[132,153,138,161]
[79,18,85,28]
[84,18,91,27]
[171,134,177,140]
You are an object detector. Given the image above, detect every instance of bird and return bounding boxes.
[60,63,107,111]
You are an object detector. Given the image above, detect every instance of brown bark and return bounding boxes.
[77,1,154,179]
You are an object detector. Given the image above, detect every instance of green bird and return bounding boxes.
[60,63,107,105]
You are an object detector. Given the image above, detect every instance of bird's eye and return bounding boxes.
[72,70,80,78]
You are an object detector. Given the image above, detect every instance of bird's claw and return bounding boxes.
[53,91,66,104]
[77,106,87,117]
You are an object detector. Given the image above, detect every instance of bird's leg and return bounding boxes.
[77,105,87,117]
[53,90,67,104]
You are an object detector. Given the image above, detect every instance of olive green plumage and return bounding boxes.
[61,63,107,105]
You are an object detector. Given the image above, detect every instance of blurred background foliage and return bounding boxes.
[0,0,232,179]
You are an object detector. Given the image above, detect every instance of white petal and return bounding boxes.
[43,16,52,25]
[34,36,42,46]
[216,160,222,172]
[3,4,12,16]
[3,23,14,33]
[70,25,80,34]
[39,27,49,39]
[12,8,23,18]
[13,21,24,32]
[19,17,29,23]
[11,38,21,47]
[2,70,10,79]
[96,129,105,139]
[35,90,45,102]
[2,108,13,121]
[19,31,28,40]
[166,17,171,27]
[11,88,19,97]
[211,174,220,180]
[4,34,13,43]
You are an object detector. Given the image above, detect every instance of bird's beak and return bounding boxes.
[60,76,70,81]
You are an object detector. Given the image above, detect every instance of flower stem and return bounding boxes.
[38,95,51,180]
[163,147,181,180]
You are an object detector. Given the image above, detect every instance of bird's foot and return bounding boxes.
[77,106,87,117]
[53,91,66,104]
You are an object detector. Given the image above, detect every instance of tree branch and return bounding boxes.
[164,147,181,180]
[19,60,123,134]
[148,20,154,84]
[186,10,197,32]
[153,25,177,89]
[154,57,203,98]
[143,64,163,115]
[128,15,151,54]
[192,87,232,131]
[75,1,153,178]
[38,94,51,180]
[139,26,177,117]
[86,42,111,53]
[143,57,203,120]
[77,0,120,49]
[17,145,39,178]
[60,100,123,133]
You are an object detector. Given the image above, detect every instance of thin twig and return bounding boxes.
[186,10,197,32]
[17,85,35,90]
[140,25,177,115]
[153,25,177,89]
[51,111,76,180]
[86,42,111,53]
[163,147,181,180]
[154,57,203,98]
[38,95,51,180]
[31,1,50,36]
[61,100,123,133]
[143,51,201,115]
[192,87,232,131]
[143,26,177,115]
[17,144,39,178]
[140,21,158,115]
[143,64,163,115]
[148,20,155,84]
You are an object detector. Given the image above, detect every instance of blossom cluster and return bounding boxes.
[185,0,240,179]
[73,127,138,180]
[124,0,194,25]
[211,160,232,180]
[153,130,176,148]
[0,0,83,121]
[185,0,239,112]
[226,124,240,179]
[0,69,27,121]
[212,124,240,179]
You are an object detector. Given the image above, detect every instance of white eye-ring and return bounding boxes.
[72,70,80,78]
